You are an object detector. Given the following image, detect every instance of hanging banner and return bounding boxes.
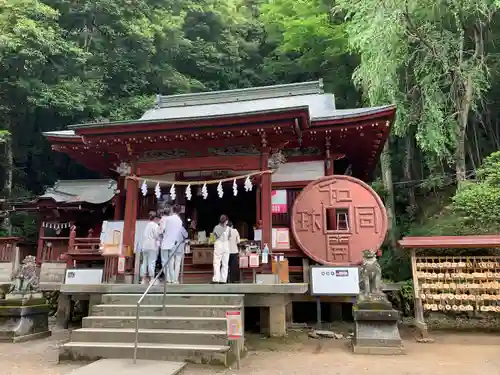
[134,171,265,201]
[42,222,71,230]
[271,190,287,214]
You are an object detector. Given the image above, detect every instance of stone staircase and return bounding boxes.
[59,293,244,367]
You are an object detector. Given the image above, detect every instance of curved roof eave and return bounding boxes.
[311,104,396,123]
[43,130,79,138]
[66,105,312,132]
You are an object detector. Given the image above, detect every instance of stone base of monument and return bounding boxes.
[352,299,405,355]
[0,293,51,343]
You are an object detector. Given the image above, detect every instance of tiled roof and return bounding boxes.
[44,80,394,133]
[40,179,117,204]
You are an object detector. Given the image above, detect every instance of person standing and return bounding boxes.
[171,223,188,284]
[160,204,183,284]
[212,215,230,283]
[227,221,241,283]
[140,213,161,285]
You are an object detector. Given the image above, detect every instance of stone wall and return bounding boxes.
[40,262,66,286]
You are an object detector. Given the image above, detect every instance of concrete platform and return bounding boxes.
[57,282,309,295]
[67,358,186,375]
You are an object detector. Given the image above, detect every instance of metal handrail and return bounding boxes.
[133,249,178,364]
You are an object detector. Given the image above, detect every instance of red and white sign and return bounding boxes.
[117,256,126,274]
[271,190,287,214]
[226,311,243,339]
[249,253,260,268]
[274,228,290,249]
[239,255,249,269]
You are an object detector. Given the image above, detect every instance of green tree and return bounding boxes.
[452,151,500,233]
[335,0,498,181]
[0,0,101,196]
[260,0,359,107]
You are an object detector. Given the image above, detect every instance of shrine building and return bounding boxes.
[23,80,394,284]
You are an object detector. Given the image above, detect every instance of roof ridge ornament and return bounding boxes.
[268,150,287,171]
[91,117,110,124]
[156,81,324,108]
[115,162,132,176]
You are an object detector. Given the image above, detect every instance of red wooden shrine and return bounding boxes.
[36,80,395,282]
[9,180,116,268]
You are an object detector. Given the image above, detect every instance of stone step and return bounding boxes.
[92,304,242,318]
[71,328,228,346]
[101,293,243,306]
[82,316,227,330]
[64,359,186,375]
[59,341,230,366]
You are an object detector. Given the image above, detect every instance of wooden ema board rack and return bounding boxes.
[416,256,500,313]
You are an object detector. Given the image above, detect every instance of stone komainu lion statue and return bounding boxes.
[9,255,40,294]
[359,249,383,297]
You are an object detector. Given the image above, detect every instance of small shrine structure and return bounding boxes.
[35,80,395,283]
[10,179,117,265]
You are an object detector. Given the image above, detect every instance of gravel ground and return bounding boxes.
[1,331,499,375]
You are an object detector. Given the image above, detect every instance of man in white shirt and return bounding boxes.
[160,204,184,283]
[140,213,161,285]
[227,221,241,283]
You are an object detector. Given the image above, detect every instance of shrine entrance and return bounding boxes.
[185,180,257,241]
[291,175,388,266]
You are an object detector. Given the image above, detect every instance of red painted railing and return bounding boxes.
[68,227,101,255]
[36,226,119,282]
[104,255,119,282]
[0,237,20,262]
[37,237,70,263]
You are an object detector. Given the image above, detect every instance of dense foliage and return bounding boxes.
[452,151,500,233]
[2,0,500,280]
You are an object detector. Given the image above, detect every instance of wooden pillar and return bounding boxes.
[114,177,125,220]
[325,138,334,176]
[36,222,45,264]
[410,248,430,339]
[260,149,272,249]
[256,184,261,226]
[325,138,336,229]
[122,176,139,260]
[67,226,76,267]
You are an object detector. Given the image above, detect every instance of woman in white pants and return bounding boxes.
[140,213,161,285]
[170,226,188,284]
[160,204,183,284]
[212,214,230,283]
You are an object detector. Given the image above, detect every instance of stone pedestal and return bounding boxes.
[0,293,51,343]
[352,300,405,355]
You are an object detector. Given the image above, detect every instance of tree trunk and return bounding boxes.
[380,140,397,249]
[3,134,13,235]
[404,134,416,216]
[456,74,473,186]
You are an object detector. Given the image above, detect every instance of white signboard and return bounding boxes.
[272,161,325,182]
[65,269,104,285]
[310,266,360,296]
[100,220,150,255]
